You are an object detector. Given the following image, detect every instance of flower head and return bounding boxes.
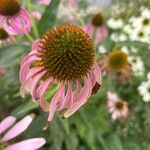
[84,13,108,44]
[107,92,129,121]
[98,50,131,83]
[20,24,101,122]
[0,115,46,150]
[108,50,128,71]
[0,0,31,35]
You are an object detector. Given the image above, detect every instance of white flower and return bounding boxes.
[107,18,124,29]
[128,56,144,76]
[98,45,107,53]
[138,81,150,102]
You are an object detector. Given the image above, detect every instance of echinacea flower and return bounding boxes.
[0,66,7,76]
[37,0,51,6]
[0,115,46,150]
[0,0,31,35]
[84,13,108,44]
[20,24,102,122]
[98,50,131,83]
[107,92,129,121]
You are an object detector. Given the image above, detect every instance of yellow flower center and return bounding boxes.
[37,24,95,82]
[0,0,20,16]
[108,50,128,71]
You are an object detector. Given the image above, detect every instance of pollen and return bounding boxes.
[0,28,9,40]
[37,24,95,82]
[91,13,104,27]
[108,50,128,71]
[0,0,20,16]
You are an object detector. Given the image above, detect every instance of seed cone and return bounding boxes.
[108,50,128,71]
[92,13,104,27]
[0,0,20,16]
[38,24,95,82]
[0,28,9,40]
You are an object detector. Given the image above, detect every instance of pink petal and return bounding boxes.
[48,85,65,122]
[37,78,53,111]
[20,67,44,97]
[1,115,34,142]
[59,83,73,110]
[93,62,102,85]
[4,138,46,150]
[0,116,16,134]
[64,75,92,118]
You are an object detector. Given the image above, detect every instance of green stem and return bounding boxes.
[26,33,34,42]
[26,0,39,38]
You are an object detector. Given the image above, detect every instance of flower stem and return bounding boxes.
[26,0,39,39]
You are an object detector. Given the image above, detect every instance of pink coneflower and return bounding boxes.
[84,13,108,44]
[0,0,31,35]
[37,0,52,5]
[20,24,102,122]
[107,92,129,121]
[98,50,132,83]
[0,66,7,76]
[0,115,46,150]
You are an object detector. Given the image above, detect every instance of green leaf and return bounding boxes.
[11,100,38,118]
[37,0,60,36]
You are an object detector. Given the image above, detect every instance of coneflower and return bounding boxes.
[98,50,131,83]
[84,13,108,44]
[107,92,129,121]
[0,0,31,35]
[20,24,102,122]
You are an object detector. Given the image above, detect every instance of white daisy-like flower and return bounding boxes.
[107,18,124,29]
[138,81,150,102]
[98,45,107,53]
[128,56,144,76]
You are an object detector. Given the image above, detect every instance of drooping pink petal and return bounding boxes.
[64,75,92,118]
[93,62,102,85]
[48,85,65,122]
[0,116,16,134]
[20,67,44,97]
[4,138,46,150]
[36,78,53,111]
[59,83,73,110]
[1,115,34,142]
[29,71,46,100]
